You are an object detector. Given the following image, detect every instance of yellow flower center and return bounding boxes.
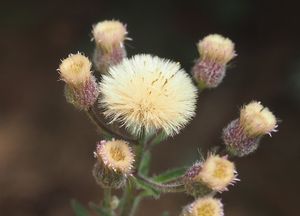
[110,146,126,161]
[213,161,227,179]
[196,203,215,216]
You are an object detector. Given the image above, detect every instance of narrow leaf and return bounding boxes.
[89,202,111,216]
[149,131,168,147]
[153,167,187,183]
[133,177,160,198]
[138,151,151,176]
[70,199,89,216]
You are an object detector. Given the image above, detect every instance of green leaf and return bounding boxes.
[89,202,111,216]
[133,177,160,199]
[149,131,168,147]
[138,151,151,176]
[153,167,187,183]
[70,199,89,216]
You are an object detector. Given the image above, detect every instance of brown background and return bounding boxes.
[1,0,300,215]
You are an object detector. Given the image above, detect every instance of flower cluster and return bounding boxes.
[57,19,279,216]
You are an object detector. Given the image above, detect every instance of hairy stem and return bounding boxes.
[138,175,185,193]
[119,181,135,216]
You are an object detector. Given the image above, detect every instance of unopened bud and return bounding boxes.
[59,53,99,110]
[93,139,135,188]
[240,101,277,137]
[184,155,237,197]
[223,101,278,157]
[181,197,224,216]
[59,53,92,86]
[192,34,236,89]
[183,162,212,197]
[92,20,128,74]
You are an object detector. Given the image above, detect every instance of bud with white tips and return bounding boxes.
[192,34,236,89]
[184,154,237,197]
[93,139,135,188]
[223,101,278,157]
[92,20,128,74]
[58,53,99,110]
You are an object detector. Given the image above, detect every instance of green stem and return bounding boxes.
[137,175,185,193]
[129,193,147,216]
[119,181,135,216]
[103,188,111,209]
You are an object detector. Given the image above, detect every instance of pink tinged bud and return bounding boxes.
[192,59,226,88]
[183,163,212,197]
[192,34,236,89]
[64,76,99,110]
[222,119,260,157]
[93,45,126,74]
[223,101,278,157]
[92,20,128,74]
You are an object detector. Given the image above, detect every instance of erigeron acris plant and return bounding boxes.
[57,20,278,216]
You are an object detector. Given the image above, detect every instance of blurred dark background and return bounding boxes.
[1,0,300,215]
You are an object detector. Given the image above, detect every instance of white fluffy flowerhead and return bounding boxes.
[99,54,197,137]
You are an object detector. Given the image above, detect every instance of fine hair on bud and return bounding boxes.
[223,101,278,157]
[92,20,127,52]
[59,53,99,110]
[92,20,128,74]
[192,34,236,88]
[99,54,198,137]
[59,53,92,87]
[93,139,135,188]
[184,154,237,195]
[240,101,277,137]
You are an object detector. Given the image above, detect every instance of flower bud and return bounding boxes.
[93,139,135,188]
[240,101,277,137]
[59,53,99,110]
[181,197,224,216]
[223,101,278,157]
[192,34,236,89]
[92,20,128,74]
[183,162,212,197]
[184,155,237,196]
